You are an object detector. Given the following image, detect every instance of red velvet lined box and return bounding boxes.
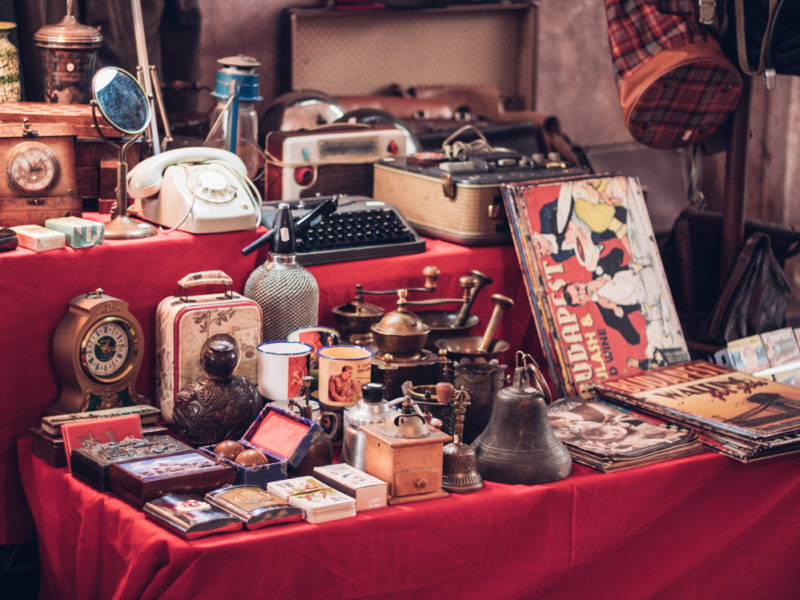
[200,404,320,488]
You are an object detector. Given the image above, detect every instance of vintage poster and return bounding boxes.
[503,174,690,398]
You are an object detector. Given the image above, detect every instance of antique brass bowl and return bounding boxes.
[435,336,509,363]
[417,310,479,350]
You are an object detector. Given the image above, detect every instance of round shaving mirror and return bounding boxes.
[91,67,150,135]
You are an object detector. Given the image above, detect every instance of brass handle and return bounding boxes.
[415,478,428,490]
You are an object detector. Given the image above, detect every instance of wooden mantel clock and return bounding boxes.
[51,288,149,413]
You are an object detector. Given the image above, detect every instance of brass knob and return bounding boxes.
[415,478,428,489]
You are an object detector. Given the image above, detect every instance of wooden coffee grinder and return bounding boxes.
[360,395,451,504]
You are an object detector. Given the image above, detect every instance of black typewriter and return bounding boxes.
[259,195,426,265]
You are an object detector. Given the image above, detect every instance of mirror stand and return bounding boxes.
[90,66,157,240]
[106,137,157,239]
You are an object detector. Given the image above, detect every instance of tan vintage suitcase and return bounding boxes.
[373,156,588,245]
[284,2,537,109]
[155,271,262,423]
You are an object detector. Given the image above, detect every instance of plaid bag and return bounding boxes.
[605,0,743,149]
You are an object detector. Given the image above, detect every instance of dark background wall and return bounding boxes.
[11,0,800,229]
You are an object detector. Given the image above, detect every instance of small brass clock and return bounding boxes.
[52,288,149,413]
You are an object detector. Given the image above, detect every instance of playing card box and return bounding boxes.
[199,403,319,488]
[155,270,261,424]
[10,224,65,252]
[144,493,244,539]
[70,434,192,491]
[205,485,304,529]
[312,463,387,511]
[267,476,356,524]
[109,450,235,508]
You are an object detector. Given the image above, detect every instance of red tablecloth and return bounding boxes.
[0,229,532,544]
[17,435,800,600]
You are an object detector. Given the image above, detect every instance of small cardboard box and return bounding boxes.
[45,216,104,248]
[11,224,65,252]
[200,404,320,488]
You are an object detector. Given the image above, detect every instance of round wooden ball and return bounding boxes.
[213,440,245,461]
[235,449,269,467]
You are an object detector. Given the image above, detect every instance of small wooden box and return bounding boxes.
[109,450,235,508]
[360,423,451,505]
[71,434,192,491]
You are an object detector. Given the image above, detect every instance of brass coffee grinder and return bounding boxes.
[331,266,489,351]
[332,265,440,348]
[368,289,454,398]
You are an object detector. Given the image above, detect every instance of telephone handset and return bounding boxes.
[127,147,262,234]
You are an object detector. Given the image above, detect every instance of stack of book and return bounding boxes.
[547,396,702,472]
[267,476,356,523]
[501,174,690,399]
[594,360,800,462]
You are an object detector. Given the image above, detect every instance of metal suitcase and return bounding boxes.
[155,270,262,423]
[373,156,588,245]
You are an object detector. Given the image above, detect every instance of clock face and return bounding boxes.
[6,141,60,196]
[80,317,135,382]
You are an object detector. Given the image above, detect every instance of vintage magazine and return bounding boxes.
[726,334,771,374]
[503,174,690,398]
[547,396,702,472]
[758,327,800,386]
[144,493,243,539]
[594,360,800,455]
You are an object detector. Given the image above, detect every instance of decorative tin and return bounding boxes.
[33,3,102,104]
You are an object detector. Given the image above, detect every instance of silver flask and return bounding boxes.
[244,203,319,342]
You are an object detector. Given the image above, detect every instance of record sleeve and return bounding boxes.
[502,174,690,398]
[594,361,800,460]
[547,396,702,472]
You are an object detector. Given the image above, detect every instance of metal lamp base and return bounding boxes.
[104,215,157,239]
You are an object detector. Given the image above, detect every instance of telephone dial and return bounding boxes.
[127,147,262,234]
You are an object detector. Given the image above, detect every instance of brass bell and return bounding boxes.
[441,384,484,493]
[473,352,572,485]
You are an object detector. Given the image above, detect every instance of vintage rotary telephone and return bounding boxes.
[126,146,262,234]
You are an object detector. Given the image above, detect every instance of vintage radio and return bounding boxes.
[373,150,589,245]
[264,124,406,201]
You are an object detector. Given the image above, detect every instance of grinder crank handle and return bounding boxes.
[477,293,514,353]
[241,195,339,256]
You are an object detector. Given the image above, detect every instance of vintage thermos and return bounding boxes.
[244,203,319,342]
[342,382,393,470]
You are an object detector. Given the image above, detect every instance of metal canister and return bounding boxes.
[34,10,102,104]
[341,382,392,470]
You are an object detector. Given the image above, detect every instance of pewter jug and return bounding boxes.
[473,352,572,484]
